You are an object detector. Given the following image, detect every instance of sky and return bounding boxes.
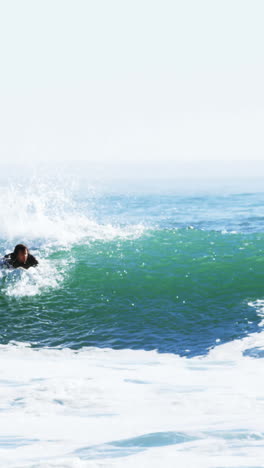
[0,0,263,176]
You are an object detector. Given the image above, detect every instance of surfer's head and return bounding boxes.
[13,244,29,264]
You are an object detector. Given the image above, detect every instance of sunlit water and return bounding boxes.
[0,176,264,467]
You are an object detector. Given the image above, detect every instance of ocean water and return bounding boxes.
[0,176,264,467]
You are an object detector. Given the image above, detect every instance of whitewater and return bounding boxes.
[0,176,264,467]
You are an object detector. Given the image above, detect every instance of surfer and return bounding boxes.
[2,244,38,270]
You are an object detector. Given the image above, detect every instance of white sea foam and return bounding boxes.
[0,327,264,468]
[249,299,264,326]
[0,259,66,297]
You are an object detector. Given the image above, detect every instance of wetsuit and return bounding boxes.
[3,253,38,269]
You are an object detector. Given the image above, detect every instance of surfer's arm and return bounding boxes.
[29,255,39,267]
[0,255,13,268]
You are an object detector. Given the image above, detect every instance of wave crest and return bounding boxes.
[0,180,145,251]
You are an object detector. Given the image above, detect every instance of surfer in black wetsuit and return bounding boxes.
[3,244,38,270]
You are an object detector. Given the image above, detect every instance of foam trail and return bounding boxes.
[0,328,264,467]
[0,259,65,297]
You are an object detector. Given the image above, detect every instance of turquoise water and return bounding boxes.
[1,184,264,357]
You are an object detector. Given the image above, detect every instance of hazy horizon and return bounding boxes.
[0,160,263,196]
